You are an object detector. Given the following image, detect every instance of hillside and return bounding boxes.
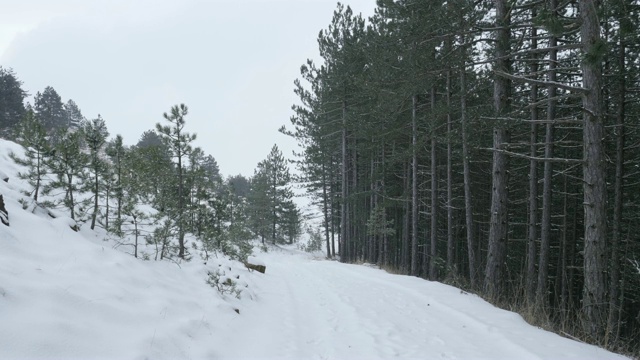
[0,138,628,359]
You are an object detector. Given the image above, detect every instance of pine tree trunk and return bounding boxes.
[35,151,41,202]
[569,192,579,310]
[272,174,277,245]
[536,14,558,311]
[526,16,539,305]
[403,161,411,273]
[580,0,607,340]
[485,128,510,299]
[340,100,349,262]
[411,94,419,276]
[134,215,138,258]
[446,55,455,276]
[322,160,331,259]
[485,0,511,300]
[330,157,337,258]
[430,135,438,281]
[370,154,376,263]
[177,140,185,259]
[381,145,388,267]
[429,87,438,281]
[607,22,626,345]
[67,174,75,220]
[351,139,358,261]
[460,69,476,287]
[105,185,110,230]
[527,128,539,305]
[117,161,122,233]
[559,171,569,319]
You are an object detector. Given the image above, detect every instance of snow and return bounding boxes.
[0,138,628,360]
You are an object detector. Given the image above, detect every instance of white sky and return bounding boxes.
[0,0,376,177]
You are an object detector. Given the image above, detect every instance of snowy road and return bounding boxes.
[215,247,623,360]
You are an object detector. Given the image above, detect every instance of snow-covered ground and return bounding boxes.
[0,138,628,359]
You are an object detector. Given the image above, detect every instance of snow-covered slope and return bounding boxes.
[0,138,255,359]
[0,138,628,359]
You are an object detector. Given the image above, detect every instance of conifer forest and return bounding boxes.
[0,76,302,269]
[1,0,640,356]
[283,0,640,353]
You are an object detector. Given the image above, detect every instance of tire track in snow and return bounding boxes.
[280,257,379,359]
[214,249,625,360]
[319,262,539,359]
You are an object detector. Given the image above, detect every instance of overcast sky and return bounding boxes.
[0,0,375,177]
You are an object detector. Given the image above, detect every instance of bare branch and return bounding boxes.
[494,70,588,93]
[482,148,583,163]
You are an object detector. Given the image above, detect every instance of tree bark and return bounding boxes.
[559,170,569,319]
[340,100,349,262]
[526,12,539,305]
[370,154,376,263]
[579,0,607,340]
[430,135,438,280]
[322,160,331,259]
[485,0,511,300]
[91,171,98,230]
[446,48,455,276]
[411,94,419,276]
[67,174,75,220]
[177,141,185,259]
[484,128,510,299]
[403,161,411,273]
[460,69,476,288]
[351,138,358,261]
[607,14,626,344]
[330,156,337,258]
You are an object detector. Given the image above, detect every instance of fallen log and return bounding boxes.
[244,259,266,274]
[0,194,8,226]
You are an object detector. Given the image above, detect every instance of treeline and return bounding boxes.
[0,69,302,261]
[284,0,640,353]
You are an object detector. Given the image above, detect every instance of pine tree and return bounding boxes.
[202,154,222,185]
[131,131,173,209]
[227,174,251,198]
[45,128,88,221]
[0,66,27,134]
[64,99,86,129]
[282,199,302,244]
[34,86,66,132]
[248,166,271,244]
[116,142,150,256]
[106,135,126,235]
[137,129,164,148]
[580,0,607,340]
[247,145,299,245]
[155,104,197,259]
[83,115,110,230]
[10,109,50,202]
